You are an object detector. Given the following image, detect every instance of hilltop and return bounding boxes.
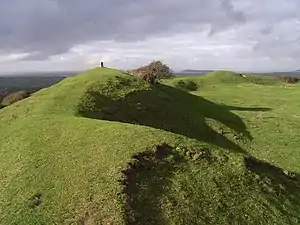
[0,68,300,224]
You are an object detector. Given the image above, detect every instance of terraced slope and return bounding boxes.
[0,68,299,224]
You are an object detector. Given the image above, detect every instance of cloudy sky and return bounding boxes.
[0,0,300,73]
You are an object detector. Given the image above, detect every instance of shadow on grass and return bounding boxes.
[120,143,231,224]
[119,143,184,224]
[245,156,300,224]
[77,80,271,154]
[120,144,300,224]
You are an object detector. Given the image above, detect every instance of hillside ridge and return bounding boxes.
[0,68,300,224]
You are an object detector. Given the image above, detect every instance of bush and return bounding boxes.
[131,60,173,84]
[278,76,299,84]
[1,91,29,107]
[175,80,198,91]
[247,77,266,85]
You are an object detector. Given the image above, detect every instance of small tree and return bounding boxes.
[131,60,173,84]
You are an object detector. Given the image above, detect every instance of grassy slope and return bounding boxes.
[165,71,300,172]
[0,68,300,224]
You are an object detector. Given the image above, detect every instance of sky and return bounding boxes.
[0,0,300,73]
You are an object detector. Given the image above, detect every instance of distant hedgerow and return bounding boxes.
[277,76,299,84]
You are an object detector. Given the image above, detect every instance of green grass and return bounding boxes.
[0,68,300,224]
[167,70,282,91]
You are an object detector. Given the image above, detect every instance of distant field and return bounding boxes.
[0,69,300,224]
[255,71,300,78]
[0,74,75,100]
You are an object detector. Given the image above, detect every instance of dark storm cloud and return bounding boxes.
[0,0,245,58]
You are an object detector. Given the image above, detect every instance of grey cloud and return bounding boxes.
[238,0,299,22]
[0,0,245,59]
[253,39,300,59]
[1,0,300,72]
[259,26,273,35]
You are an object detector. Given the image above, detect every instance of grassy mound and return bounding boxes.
[166,71,284,88]
[76,73,270,152]
[203,71,248,84]
[0,68,300,224]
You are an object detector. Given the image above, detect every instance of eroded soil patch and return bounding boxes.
[118,144,300,225]
[118,143,218,224]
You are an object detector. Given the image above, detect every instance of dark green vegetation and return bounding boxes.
[173,79,198,91]
[0,68,300,224]
[278,76,299,84]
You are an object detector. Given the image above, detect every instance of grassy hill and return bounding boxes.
[0,68,300,224]
[167,71,283,90]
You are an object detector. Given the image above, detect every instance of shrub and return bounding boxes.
[1,91,29,107]
[175,80,198,91]
[247,77,266,85]
[130,60,173,84]
[278,76,299,84]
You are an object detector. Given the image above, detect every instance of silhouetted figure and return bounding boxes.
[101,62,104,68]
